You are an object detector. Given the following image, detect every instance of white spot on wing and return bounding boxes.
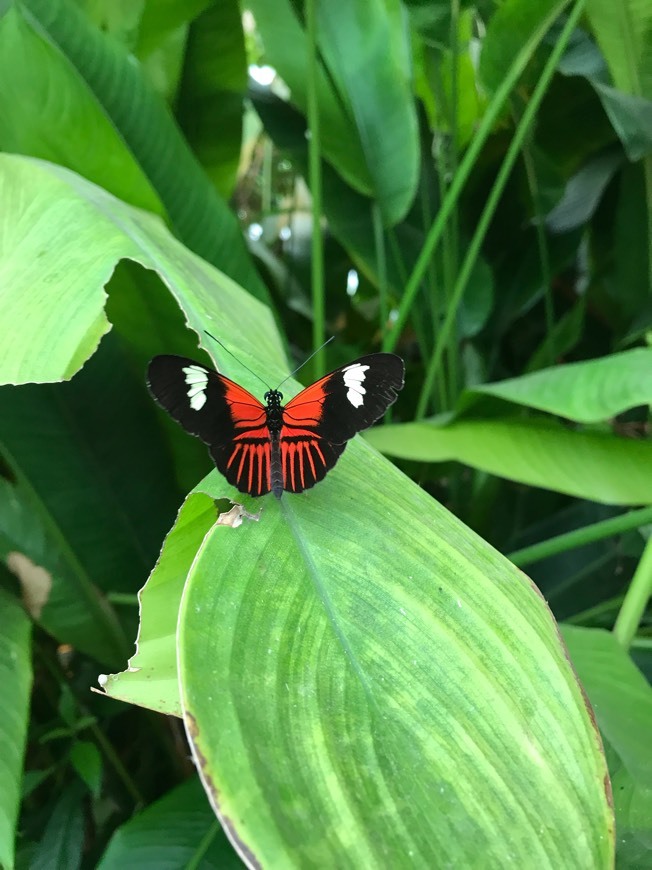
[342,363,369,408]
[182,364,208,411]
[189,392,207,410]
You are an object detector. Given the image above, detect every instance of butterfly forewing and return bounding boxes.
[147,355,273,495]
[147,351,404,497]
[283,353,405,442]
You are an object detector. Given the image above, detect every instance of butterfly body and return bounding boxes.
[147,352,404,498]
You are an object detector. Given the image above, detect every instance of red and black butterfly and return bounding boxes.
[147,351,404,498]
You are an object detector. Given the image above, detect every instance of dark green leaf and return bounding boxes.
[177,0,246,199]
[97,776,239,869]
[31,783,85,870]
[0,0,269,301]
[0,589,32,870]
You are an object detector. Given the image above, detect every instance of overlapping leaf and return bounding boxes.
[98,776,239,869]
[0,153,283,385]
[0,588,32,870]
[248,0,419,225]
[0,0,267,299]
[368,419,652,505]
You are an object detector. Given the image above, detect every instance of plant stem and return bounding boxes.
[415,1,584,418]
[383,0,581,355]
[515,101,554,365]
[613,534,652,649]
[508,505,652,567]
[372,203,388,339]
[305,0,325,373]
[186,821,224,870]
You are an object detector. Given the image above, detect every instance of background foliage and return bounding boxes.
[0,0,651,866]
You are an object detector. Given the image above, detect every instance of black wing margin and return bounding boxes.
[146,355,266,447]
[283,352,405,444]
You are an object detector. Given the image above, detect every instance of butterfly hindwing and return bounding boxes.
[279,438,346,494]
[147,355,273,495]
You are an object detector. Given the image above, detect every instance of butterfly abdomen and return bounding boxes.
[265,389,285,499]
[270,437,284,498]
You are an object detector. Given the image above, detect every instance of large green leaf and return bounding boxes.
[0,3,159,215]
[0,153,283,385]
[367,419,652,505]
[0,0,268,301]
[0,588,32,870]
[97,776,239,869]
[463,348,652,422]
[103,454,613,864]
[314,0,420,225]
[247,0,371,195]
[173,448,612,865]
[0,152,613,862]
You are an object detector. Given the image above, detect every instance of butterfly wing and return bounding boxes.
[147,355,273,496]
[280,352,405,492]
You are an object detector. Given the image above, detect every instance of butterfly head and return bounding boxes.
[264,389,283,406]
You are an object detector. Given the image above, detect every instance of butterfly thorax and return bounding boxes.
[264,389,284,439]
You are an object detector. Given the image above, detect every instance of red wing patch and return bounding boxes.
[220,382,273,496]
[282,380,327,433]
[280,379,331,491]
[222,381,268,436]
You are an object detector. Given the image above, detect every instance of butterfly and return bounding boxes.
[147,351,405,498]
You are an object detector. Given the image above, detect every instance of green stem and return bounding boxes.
[446,0,461,403]
[515,102,554,364]
[383,0,578,354]
[305,0,325,373]
[508,506,652,567]
[106,592,139,606]
[372,204,388,338]
[186,820,224,870]
[261,137,272,217]
[565,595,624,626]
[415,1,583,418]
[631,636,652,650]
[613,534,652,649]
[35,642,145,805]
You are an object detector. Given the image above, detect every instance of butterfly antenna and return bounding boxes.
[204,331,272,390]
[275,336,335,390]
